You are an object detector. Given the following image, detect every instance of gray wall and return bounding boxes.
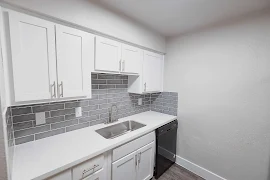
[164,11,270,180]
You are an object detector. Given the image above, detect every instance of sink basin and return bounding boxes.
[95,120,146,139]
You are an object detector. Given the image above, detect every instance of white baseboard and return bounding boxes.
[175,155,227,180]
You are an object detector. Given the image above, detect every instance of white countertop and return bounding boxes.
[12,111,177,180]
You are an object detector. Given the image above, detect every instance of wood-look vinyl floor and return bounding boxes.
[153,164,205,180]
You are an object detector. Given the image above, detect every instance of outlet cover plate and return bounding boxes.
[138,98,142,106]
[75,107,82,117]
[35,112,46,125]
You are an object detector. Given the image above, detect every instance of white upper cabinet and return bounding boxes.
[2,9,164,104]
[55,25,94,98]
[3,10,94,105]
[121,44,142,74]
[8,11,57,102]
[95,37,143,74]
[142,51,163,92]
[128,51,164,94]
[95,36,121,72]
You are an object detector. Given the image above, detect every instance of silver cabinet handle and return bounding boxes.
[135,154,137,166]
[58,81,63,98]
[51,81,56,98]
[138,152,141,164]
[119,60,122,71]
[122,60,125,72]
[82,164,99,178]
[144,83,146,92]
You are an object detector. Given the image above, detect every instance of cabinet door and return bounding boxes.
[95,37,121,72]
[136,142,155,180]
[56,25,94,98]
[112,151,137,180]
[143,51,163,92]
[48,170,72,180]
[121,44,142,74]
[8,11,57,102]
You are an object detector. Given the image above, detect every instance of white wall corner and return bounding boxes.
[176,155,227,180]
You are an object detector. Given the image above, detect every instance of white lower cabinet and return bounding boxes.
[112,151,137,180]
[112,132,155,180]
[82,169,105,180]
[73,154,104,180]
[44,132,155,180]
[136,142,155,180]
[112,142,154,180]
[48,169,72,180]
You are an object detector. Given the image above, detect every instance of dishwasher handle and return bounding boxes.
[156,120,178,136]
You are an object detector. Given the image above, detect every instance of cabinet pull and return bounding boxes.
[144,83,146,92]
[122,60,125,72]
[59,81,64,98]
[119,60,122,71]
[138,152,141,164]
[82,164,99,178]
[135,154,137,166]
[51,81,56,98]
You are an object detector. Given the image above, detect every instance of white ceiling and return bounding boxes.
[98,0,270,37]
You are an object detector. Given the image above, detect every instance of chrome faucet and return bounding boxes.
[107,104,118,124]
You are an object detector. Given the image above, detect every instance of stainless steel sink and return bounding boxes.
[95,120,146,139]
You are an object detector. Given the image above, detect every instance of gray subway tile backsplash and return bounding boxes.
[107,79,122,84]
[51,119,78,130]
[66,122,89,132]
[90,119,106,126]
[92,79,107,84]
[13,114,35,123]
[9,73,178,145]
[150,92,178,116]
[13,121,33,131]
[11,106,32,116]
[35,128,66,140]
[45,116,65,124]
[82,105,98,112]
[32,103,64,113]
[15,135,34,145]
[50,108,75,117]
[65,101,88,109]
[14,125,50,138]
[79,115,99,123]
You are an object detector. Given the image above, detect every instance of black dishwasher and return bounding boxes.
[154,120,178,179]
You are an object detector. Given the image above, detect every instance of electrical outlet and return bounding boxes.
[75,107,82,117]
[35,112,46,125]
[138,98,142,106]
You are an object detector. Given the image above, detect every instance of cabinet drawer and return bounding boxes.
[73,154,104,180]
[48,169,72,180]
[82,169,105,180]
[113,131,155,162]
